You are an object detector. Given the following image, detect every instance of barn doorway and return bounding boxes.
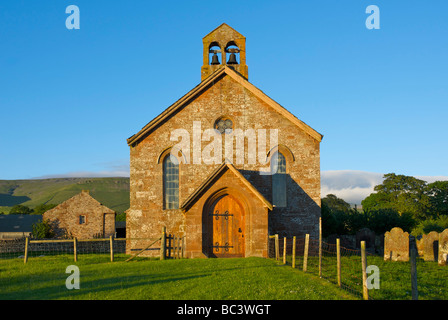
[206,193,245,258]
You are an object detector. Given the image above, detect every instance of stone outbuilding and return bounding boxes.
[126,24,323,258]
[43,190,116,239]
[0,214,42,240]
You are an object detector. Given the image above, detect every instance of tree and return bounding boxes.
[322,191,418,235]
[321,194,360,236]
[362,173,430,221]
[426,181,448,217]
[9,204,33,215]
[31,219,54,239]
[116,211,126,222]
[322,194,351,214]
[33,203,57,215]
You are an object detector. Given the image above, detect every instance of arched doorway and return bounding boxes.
[204,193,245,257]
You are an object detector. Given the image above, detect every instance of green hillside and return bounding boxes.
[0,177,130,214]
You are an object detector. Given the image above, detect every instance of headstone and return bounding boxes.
[356,228,376,250]
[438,229,448,266]
[416,235,424,257]
[384,227,409,262]
[422,231,439,261]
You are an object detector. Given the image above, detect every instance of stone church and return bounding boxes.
[126,24,323,258]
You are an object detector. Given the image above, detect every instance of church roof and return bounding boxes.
[126,65,323,146]
[202,23,245,40]
[180,161,273,212]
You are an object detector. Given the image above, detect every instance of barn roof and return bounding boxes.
[126,65,323,146]
[44,190,115,216]
[0,214,42,233]
[180,161,273,212]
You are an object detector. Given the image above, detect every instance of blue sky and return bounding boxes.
[1,1,447,186]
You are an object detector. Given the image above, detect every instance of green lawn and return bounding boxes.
[1,253,446,300]
[0,255,356,300]
[288,254,448,300]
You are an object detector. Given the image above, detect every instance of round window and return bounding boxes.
[215,118,233,134]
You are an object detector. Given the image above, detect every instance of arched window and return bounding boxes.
[271,152,286,207]
[163,154,179,209]
[209,42,222,65]
[225,41,240,65]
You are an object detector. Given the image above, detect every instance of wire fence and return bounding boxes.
[0,232,184,263]
[268,235,375,299]
[268,234,448,300]
[2,232,447,300]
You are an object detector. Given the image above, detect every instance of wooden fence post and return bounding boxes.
[275,234,279,261]
[110,235,114,262]
[175,235,179,259]
[73,237,78,262]
[181,236,185,258]
[283,237,287,264]
[160,227,166,260]
[173,235,176,259]
[319,217,322,277]
[361,241,368,300]
[292,236,296,269]
[24,237,29,264]
[303,234,309,272]
[319,217,322,278]
[336,238,341,287]
[410,247,418,300]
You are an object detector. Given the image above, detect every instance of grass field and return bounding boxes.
[1,253,446,300]
[288,254,448,300]
[0,255,356,300]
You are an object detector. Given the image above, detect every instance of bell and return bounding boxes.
[227,53,238,65]
[211,53,220,65]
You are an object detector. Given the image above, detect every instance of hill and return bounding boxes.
[0,177,130,214]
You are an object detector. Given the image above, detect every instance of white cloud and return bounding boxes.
[321,170,448,205]
[321,170,384,205]
[415,175,448,183]
[33,170,130,179]
[32,159,131,179]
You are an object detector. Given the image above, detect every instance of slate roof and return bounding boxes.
[0,214,42,233]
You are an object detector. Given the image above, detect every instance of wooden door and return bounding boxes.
[209,194,245,257]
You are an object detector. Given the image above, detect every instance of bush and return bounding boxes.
[412,216,448,235]
[364,209,415,234]
[31,219,55,239]
[322,207,416,236]
[9,204,33,215]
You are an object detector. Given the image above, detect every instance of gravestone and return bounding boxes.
[439,229,448,266]
[422,231,439,261]
[416,235,424,257]
[356,228,375,251]
[384,227,409,262]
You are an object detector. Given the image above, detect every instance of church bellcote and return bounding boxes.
[201,23,248,81]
